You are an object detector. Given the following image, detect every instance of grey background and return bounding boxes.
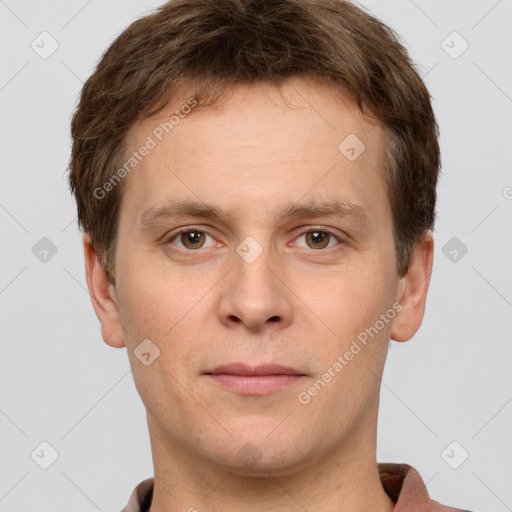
[1,0,511,510]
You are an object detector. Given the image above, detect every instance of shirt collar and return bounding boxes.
[122,462,467,512]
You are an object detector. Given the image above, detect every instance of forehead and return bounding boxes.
[120,76,388,227]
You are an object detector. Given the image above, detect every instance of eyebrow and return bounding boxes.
[137,197,374,230]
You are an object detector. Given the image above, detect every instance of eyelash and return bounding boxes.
[165,226,345,252]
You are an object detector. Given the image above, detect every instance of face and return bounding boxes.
[85,76,433,476]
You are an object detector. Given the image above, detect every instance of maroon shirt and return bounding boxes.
[121,462,472,511]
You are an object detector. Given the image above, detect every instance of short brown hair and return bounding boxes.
[68,0,440,285]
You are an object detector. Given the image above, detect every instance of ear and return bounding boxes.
[82,233,126,348]
[391,231,434,342]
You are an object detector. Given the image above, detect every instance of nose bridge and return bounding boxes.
[235,240,278,296]
[218,235,293,330]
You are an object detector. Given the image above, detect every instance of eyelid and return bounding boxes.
[166,226,219,250]
[165,225,346,251]
[290,227,344,247]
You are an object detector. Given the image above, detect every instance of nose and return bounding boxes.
[217,242,294,333]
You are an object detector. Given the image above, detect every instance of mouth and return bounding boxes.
[203,363,308,395]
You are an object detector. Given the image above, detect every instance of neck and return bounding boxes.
[146,413,395,512]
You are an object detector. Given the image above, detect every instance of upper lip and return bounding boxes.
[205,363,306,376]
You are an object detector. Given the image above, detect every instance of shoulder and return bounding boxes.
[378,462,475,512]
[120,477,154,512]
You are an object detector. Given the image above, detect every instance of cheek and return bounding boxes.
[117,269,211,384]
[316,261,394,340]
[115,257,198,345]
[130,358,207,445]
[302,264,395,417]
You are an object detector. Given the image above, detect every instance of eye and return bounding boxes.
[292,229,342,250]
[166,229,217,250]
[165,227,344,252]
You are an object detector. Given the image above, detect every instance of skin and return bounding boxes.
[83,76,433,512]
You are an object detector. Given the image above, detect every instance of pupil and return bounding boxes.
[308,231,328,249]
[312,232,323,243]
[183,231,203,247]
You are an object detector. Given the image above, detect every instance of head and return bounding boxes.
[68,0,439,475]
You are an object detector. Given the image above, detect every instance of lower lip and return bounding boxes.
[205,374,306,395]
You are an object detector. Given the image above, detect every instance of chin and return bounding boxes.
[207,428,317,477]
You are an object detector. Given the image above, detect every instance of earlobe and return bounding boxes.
[391,231,434,343]
[82,233,126,348]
